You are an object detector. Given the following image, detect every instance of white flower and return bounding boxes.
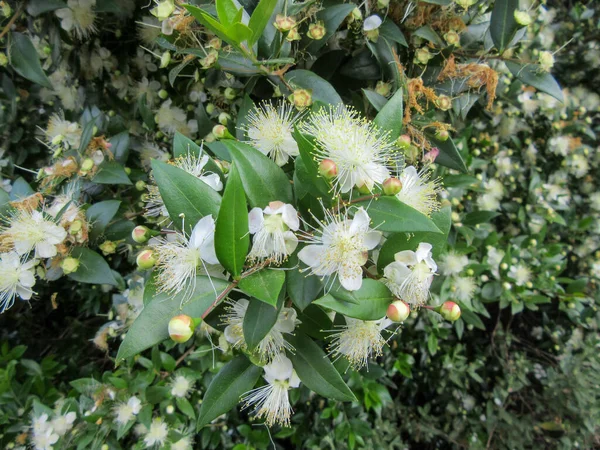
[484,178,504,199]
[244,101,301,166]
[50,412,76,436]
[151,216,219,299]
[171,436,193,450]
[223,299,299,362]
[0,252,37,313]
[509,264,531,286]
[495,154,512,176]
[55,0,97,39]
[590,192,600,212]
[156,99,195,136]
[382,243,437,306]
[32,428,59,450]
[44,114,82,149]
[395,166,441,217]
[567,153,589,178]
[114,396,142,424]
[242,354,300,427]
[548,136,571,157]
[248,201,299,264]
[173,152,223,191]
[440,251,468,276]
[300,106,394,193]
[171,375,193,398]
[3,209,67,258]
[143,417,169,447]
[363,15,382,31]
[329,316,392,370]
[32,413,51,436]
[453,276,476,302]
[298,207,381,291]
[477,193,501,211]
[486,246,504,278]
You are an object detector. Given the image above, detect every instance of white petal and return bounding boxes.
[338,264,363,291]
[415,243,433,262]
[263,354,294,382]
[189,215,215,249]
[199,235,219,265]
[363,15,382,31]
[298,245,323,268]
[363,231,382,250]
[383,261,412,283]
[36,242,57,258]
[16,285,33,300]
[200,173,223,192]
[349,207,371,234]
[394,250,418,266]
[283,231,298,254]
[289,370,301,388]
[248,208,264,234]
[275,307,297,334]
[281,204,299,231]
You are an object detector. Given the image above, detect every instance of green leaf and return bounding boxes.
[379,20,408,47]
[78,116,97,154]
[216,0,239,26]
[413,25,444,47]
[238,269,285,306]
[505,61,564,102]
[287,333,356,402]
[116,276,230,361]
[215,164,249,278]
[223,141,293,208]
[296,304,331,339]
[151,159,222,233]
[227,22,253,44]
[86,200,121,241]
[427,333,438,355]
[184,4,241,50]
[431,136,467,173]
[306,4,355,53]
[284,70,343,106]
[176,397,196,419]
[356,197,441,233]
[197,356,262,428]
[138,95,155,130]
[247,0,278,45]
[243,295,283,350]
[362,89,388,112]
[27,0,67,15]
[490,0,519,52]
[173,132,201,158]
[236,94,255,140]
[373,89,403,141]
[286,255,323,311]
[377,206,451,271]
[8,33,52,89]
[67,248,118,286]
[9,178,35,201]
[313,280,392,321]
[293,130,331,197]
[463,210,499,226]
[109,132,130,164]
[92,161,132,185]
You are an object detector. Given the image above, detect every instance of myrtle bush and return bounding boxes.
[0,0,598,449]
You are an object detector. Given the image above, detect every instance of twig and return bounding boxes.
[0,4,23,40]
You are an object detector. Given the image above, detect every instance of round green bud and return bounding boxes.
[61,257,80,274]
[168,314,195,343]
[438,301,461,321]
[386,300,410,322]
[136,249,156,269]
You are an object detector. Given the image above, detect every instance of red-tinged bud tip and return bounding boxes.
[132,225,151,243]
[439,301,461,321]
[168,314,195,343]
[319,159,338,179]
[423,147,440,164]
[387,300,410,322]
[382,177,403,195]
[136,249,156,270]
[397,134,411,149]
[435,129,450,142]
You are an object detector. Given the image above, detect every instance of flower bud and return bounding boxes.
[443,30,460,47]
[200,50,218,69]
[396,134,411,149]
[158,89,168,100]
[318,159,338,179]
[274,14,296,32]
[538,51,554,72]
[375,81,391,97]
[136,249,156,269]
[348,7,362,23]
[423,147,439,164]
[387,300,410,322]
[365,29,379,42]
[435,129,449,141]
[99,241,117,255]
[514,10,532,26]
[286,27,301,41]
[436,95,452,111]
[80,158,95,173]
[415,47,433,65]
[61,257,80,274]
[224,87,237,100]
[212,124,233,140]
[377,0,389,9]
[135,180,147,191]
[69,220,83,235]
[438,301,461,321]
[382,177,402,195]
[218,112,231,125]
[292,89,312,109]
[168,314,195,343]
[160,51,171,68]
[307,21,326,40]
[132,225,151,243]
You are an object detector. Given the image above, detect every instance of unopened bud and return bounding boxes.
[69,220,83,235]
[136,249,156,269]
[286,27,301,41]
[52,134,64,146]
[377,0,389,8]
[81,158,94,172]
[438,301,461,321]
[538,51,554,72]
[382,177,402,195]
[307,21,326,40]
[415,47,433,65]
[436,95,452,111]
[160,51,171,68]
[435,129,449,141]
[135,180,147,191]
[274,14,296,32]
[212,125,233,140]
[61,257,80,274]
[292,89,312,109]
[387,300,410,322]
[396,134,411,149]
[444,30,461,47]
[168,314,195,343]
[514,10,532,26]
[224,87,237,100]
[99,241,117,255]
[375,81,391,97]
[132,225,151,243]
[319,159,338,179]
[350,7,362,22]
[158,89,168,100]
[218,112,231,125]
[423,147,439,164]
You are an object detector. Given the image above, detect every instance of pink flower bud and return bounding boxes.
[319,159,338,179]
[132,225,151,243]
[382,177,403,195]
[397,134,411,149]
[438,301,461,321]
[136,249,156,270]
[423,147,440,164]
[168,315,195,343]
[387,300,410,322]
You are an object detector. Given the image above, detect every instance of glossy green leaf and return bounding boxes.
[223,140,293,208]
[243,295,283,350]
[92,162,132,185]
[196,356,262,428]
[356,197,441,233]
[116,276,230,361]
[8,33,52,89]
[247,0,278,45]
[463,210,500,226]
[296,304,332,339]
[86,200,121,241]
[109,132,130,163]
[313,280,393,320]
[373,88,403,141]
[287,333,357,402]
[67,248,118,286]
[379,20,408,47]
[215,164,249,278]
[236,94,255,140]
[216,0,239,26]
[78,117,97,153]
[362,89,388,112]
[284,70,343,106]
[238,269,285,306]
[431,136,468,173]
[27,0,67,16]
[184,4,240,49]
[413,25,444,47]
[293,130,331,197]
[286,255,323,311]
[151,159,222,233]
[490,0,518,52]
[505,61,564,102]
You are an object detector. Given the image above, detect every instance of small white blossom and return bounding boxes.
[440,251,468,276]
[114,396,142,425]
[383,243,436,307]
[143,417,169,447]
[329,316,392,369]
[223,299,299,362]
[363,15,382,31]
[244,101,301,166]
[453,276,476,302]
[0,252,37,313]
[395,166,441,217]
[44,114,82,150]
[32,428,59,450]
[55,0,97,39]
[174,152,223,191]
[171,375,193,398]
[300,106,394,193]
[3,209,67,258]
[509,263,531,286]
[248,201,299,264]
[298,207,381,291]
[50,411,76,436]
[171,436,194,450]
[242,354,300,427]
